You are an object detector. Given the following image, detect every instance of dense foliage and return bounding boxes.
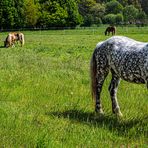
[0,0,148,29]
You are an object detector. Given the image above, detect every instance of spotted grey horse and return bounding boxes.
[90,36,148,117]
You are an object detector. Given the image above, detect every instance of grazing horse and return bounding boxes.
[4,32,25,48]
[105,26,116,36]
[90,36,148,117]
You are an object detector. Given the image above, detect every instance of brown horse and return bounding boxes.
[4,32,25,48]
[105,26,116,36]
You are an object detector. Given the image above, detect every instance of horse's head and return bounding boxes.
[104,31,107,36]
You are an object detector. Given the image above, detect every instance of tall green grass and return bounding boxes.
[0,27,148,147]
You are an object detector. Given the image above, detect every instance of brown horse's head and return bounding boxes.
[104,30,107,36]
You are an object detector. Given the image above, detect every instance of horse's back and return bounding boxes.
[107,36,145,45]
[98,36,147,52]
[99,36,148,64]
[95,36,148,83]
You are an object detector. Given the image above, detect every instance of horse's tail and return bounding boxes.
[21,33,25,46]
[90,51,97,102]
[110,26,116,35]
[90,42,104,102]
[114,26,116,35]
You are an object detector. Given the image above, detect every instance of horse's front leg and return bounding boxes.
[11,43,15,48]
[108,71,123,117]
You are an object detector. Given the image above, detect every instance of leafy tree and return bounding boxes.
[24,0,39,27]
[13,0,26,28]
[141,0,148,15]
[90,3,105,18]
[0,0,13,29]
[117,0,128,6]
[38,0,82,27]
[136,11,147,26]
[115,13,123,24]
[0,0,26,29]
[103,14,116,24]
[0,0,16,29]
[105,0,123,14]
[90,3,105,25]
[137,11,146,20]
[78,0,96,26]
[123,5,139,24]
[96,0,110,3]
[103,13,123,25]
[38,0,68,27]
[79,0,105,26]
[63,0,83,27]
[127,0,141,10]
[78,0,96,16]
[0,0,147,28]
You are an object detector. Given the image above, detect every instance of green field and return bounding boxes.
[0,27,148,147]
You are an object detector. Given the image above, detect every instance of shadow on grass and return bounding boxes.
[47,109,148,138]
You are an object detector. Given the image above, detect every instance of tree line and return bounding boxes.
[0,0,148,29]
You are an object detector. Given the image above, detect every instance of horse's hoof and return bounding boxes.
[94,110,104,119]
[118,112,123,117]
[114,108,123,117]
[116,112,123,118]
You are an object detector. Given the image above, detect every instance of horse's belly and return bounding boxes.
[110,56,146,84]
[111,63,146,83]
[120,74,145,84]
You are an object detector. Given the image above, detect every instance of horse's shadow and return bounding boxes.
[47,109,148,138]
[0,46,4,48]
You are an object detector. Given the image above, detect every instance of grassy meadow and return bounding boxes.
[0,26,148,147]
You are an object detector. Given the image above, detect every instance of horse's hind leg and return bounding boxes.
[108,70,123,117]
[95,66,109,114]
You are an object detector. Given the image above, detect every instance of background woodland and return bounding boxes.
[0,0,148,29]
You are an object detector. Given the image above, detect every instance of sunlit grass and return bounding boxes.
[0,27,148,147]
